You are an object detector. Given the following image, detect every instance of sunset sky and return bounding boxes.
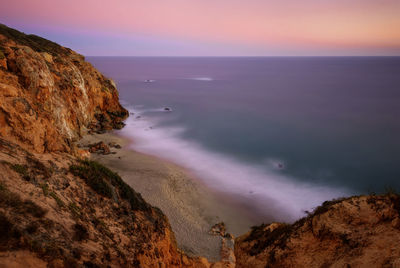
[1,0,400,56]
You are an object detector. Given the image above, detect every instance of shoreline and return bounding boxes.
[79,132,257,261]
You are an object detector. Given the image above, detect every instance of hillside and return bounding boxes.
[0,24,214,267]
[235,194,400,267]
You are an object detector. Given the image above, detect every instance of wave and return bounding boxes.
[119,107,350,222]
[190,77,213,81]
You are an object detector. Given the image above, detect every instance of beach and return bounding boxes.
[79,132,256,261]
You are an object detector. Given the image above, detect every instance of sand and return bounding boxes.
[79,132,256,262]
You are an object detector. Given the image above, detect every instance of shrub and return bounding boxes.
[10,164,30,180]
[70,161,113,198]
[68,202,81,218]
[49,192,64,207]
[40,183,49,196]
[69,160,149,211]
[245,223,294,256]
[0,24,69,56]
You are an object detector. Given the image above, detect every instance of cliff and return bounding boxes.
[0,24,128,154]
[235,194,400,267]
[0,24,211,267]
[1,24,398,268]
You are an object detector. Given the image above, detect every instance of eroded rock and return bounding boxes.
[0,24,128,154]
[88,141,111,155]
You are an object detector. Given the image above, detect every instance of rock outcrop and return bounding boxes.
[0,24,210,267]
[0,24,128,154]
[0,138,211,267]
[235,194,400,268]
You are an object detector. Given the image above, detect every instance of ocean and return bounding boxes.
[88,56,400,221]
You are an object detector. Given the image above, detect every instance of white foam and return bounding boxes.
[190,77,213,81]
[120,107,350,222]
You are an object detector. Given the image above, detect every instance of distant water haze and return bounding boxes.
[89,57,400,221]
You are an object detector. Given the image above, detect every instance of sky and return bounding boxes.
[1,0,400,56]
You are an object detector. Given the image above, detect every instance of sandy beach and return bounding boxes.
[79,132,256,262]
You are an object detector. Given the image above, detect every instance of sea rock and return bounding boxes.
[209,222,227,237]
[108,142,122,149]
[88,141,111,155]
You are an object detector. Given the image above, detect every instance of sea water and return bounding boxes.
[88,56,400,221]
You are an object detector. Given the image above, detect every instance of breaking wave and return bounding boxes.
[119,106,350,222]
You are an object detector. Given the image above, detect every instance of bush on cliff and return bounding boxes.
[69,160,150,212]
[0,23,69,56]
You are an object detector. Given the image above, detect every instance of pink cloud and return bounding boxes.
[1,0,399,55]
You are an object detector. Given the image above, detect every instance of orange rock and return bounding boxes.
[235,195,400,268]
[0,24,128,154]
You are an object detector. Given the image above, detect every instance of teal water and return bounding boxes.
[88,57,400,220]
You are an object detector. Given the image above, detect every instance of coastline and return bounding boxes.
[79,132,256,261]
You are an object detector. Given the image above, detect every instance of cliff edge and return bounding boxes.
[0,24,128,154]
[0,24,212,267]
[235,194,400,267]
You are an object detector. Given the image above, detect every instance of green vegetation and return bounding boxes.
[49,192,64,208]
[245,192,400,261]
[245,223,293,257]
[311,197,348,217]
[244,196,352,257]
[0,23,68,56]
[68,202,81,219]
[10,164,30,181]
[69,160,150,212]
[40,183,49,196]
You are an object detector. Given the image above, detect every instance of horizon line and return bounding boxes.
[85,55,400,58]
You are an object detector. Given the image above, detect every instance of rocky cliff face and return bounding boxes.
[0,24,128,154]
[0,139,187,267]
[235,194,400,268]
[0,25,213,267]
